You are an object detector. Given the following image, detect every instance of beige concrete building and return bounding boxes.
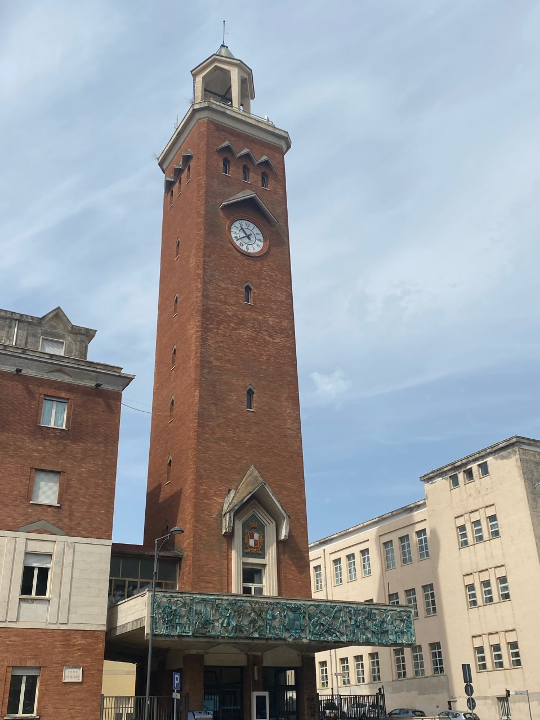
[309,436,540,720]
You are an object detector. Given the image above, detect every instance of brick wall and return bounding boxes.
[0,628,105,720]
[144,116,311,599]
[0,372,122,538]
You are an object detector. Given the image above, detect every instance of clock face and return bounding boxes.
[230,220,265,254]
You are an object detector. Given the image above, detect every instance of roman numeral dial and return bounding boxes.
[230,219,265,255]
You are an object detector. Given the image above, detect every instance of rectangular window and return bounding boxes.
[457,524,469,547]
[389,592,400,605]
[450,473,459,488]
[491,643,504,669]
[333,558,343,585]
[498,576,510,601]
[339,657,350,686]
[488,514,500,538]
[32,469,60,505]
[482,579,494,604]
[472,519,484,543]
[429,642,444,675]
[464,467,474,483]
[361,548,371,576]
[20,553,52,597]
[466,583,478,608]
[383,540,395,570]
[7,668,40,716]
[313,565,322,592]
[412,646,425,677]
[478,461,489,477]
[319,661,328,689]
[369,653,380,682]
[405,588,418,618]
[508,641,521,668]
[400,535,412,565]
[354,655,365,684]
[242,566,264,595]
[423,583,437,615]
[416,529,430,559]
[347,553,357,581]
[40,337,65,355]
[394,648,407,679]
[475,646,487,671]
[41,397,67,428]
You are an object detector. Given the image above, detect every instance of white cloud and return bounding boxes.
[309,369,351,406]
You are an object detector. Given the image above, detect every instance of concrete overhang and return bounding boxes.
[220,190,278,226]
[158,101,291,172]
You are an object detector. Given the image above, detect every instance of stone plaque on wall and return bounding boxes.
[63,666,83,683]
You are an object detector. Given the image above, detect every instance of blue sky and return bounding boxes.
[2,1,540,544]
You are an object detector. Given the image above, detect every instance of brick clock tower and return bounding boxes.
[108,44,414,720]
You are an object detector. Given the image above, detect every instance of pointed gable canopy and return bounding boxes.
[220,190,278,226]
[222,465,290,540]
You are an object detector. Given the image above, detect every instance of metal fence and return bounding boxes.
[100,696,178,720]
[318,693,386,720]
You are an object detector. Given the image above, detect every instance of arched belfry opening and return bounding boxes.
[192,45,255,113]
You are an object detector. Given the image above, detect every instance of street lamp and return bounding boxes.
[144,526,184,720]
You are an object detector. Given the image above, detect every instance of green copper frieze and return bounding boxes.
[152,592,415,646]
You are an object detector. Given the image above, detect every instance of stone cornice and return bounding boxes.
[419,435,540,482]
[0,344,134,392]
[158,101,291,172]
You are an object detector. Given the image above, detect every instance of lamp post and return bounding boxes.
[144,527,184,720]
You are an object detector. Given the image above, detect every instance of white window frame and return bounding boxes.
[333,558,343,585]
[313,565,323,592]
[354,655,365,684]
[457,524,469,547]
[478,461,489,477]
[488,514,500,538]
[40,337,65,355]
[31,469,60,506]
[20,554,52,598]
[361,548,371,576]
[508,641,521,668]
[383,540,395,570]
[394,648,407,679]
[242,565,265,595]
[466,583,478,608]
[389,592,400,605]
[429,642,444,675]
[472,519,484,543]
[481,579,494,604]
[498,576,510,601]
[319,661,328,688]
[423,583,437,616]
[346,553,357,581]
[491,643,504,669]
[8,667,40,717]
[416,529,430,559]
[41,397,68,428]
[339,657,350,686]
[412,645,425,677]
[475,646,487,671]
[405,588,418,618]
[369,653,380,682]
[400,535,412,565]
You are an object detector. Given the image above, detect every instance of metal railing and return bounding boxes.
[318,693,386,720]
[101,696,177,720]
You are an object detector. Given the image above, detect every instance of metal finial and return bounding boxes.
[222,20,226,45]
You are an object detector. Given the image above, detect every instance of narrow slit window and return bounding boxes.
[175,238,180,258]
[173,294,178,315]
[169,397,174,420]
[167,456,172,483]
[172,345,176,368]
[169,189,174,207]
[245,283,253,304]
[223,158,230,175]
[261,172,268,189]
[187,164,191,182]
[177,175,182,195]
[242,165,250,182]
[247,387,255,410]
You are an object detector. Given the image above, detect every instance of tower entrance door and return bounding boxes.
[263,668,298,720]
[204,667,243,720]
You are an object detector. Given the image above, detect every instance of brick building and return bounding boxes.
[105,45,415,720]
[0,307,133,719]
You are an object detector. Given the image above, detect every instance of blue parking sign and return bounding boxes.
[173,671,182,692]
